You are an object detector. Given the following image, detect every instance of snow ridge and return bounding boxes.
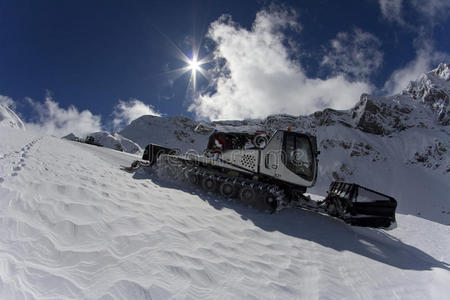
[86,131,142,154]
[0,104,26,130]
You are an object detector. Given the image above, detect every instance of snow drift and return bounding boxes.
[0,127,449,299]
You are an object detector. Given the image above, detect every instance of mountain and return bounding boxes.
[119,115,212,153]
[62,131,142,154]
[0,126,449,299]
[0,104,26,130]
[85,131,142,154]
[405,62,449,126]
[62,132,82,142]
[119,63,450,224]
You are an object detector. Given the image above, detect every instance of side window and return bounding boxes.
[285,134,295,153]
[283,134,314,180]
[295,136,312,170]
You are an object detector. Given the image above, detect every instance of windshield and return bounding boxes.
[283,133,314,180]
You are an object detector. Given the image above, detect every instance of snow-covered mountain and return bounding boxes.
[0,104,26,130]
[63,131,143,154]
[119,63,450,224]
[85,131,142,154]
[119,115,212,153]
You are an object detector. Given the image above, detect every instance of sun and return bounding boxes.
[160,35,211,96]
[188,58,200,72]
[182,54,208,94]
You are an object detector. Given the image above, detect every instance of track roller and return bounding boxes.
[186,170,199,185]
[239,186,256,206]
[262,191,277,211]
[201,176,217,193]
[219,181,236,199]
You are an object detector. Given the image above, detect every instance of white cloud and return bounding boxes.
[322,28,383,80]
[383,44,450,95]
[378,0,450,26]
[377,0,450,95]
[112,98,160,129]
[189,8,372,121]
[26,95,102,138]
[378,0,404,24]
[411,0,450,22]
[0,95,15,108]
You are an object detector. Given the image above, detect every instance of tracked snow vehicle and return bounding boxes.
[137,129,397,229]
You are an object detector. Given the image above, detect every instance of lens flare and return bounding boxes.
[188,58,200,72]
[157,31,212,97]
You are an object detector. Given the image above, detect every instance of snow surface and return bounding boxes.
[119,115,211,154]
[0,104,25,130]
[1,127,449,299]
[85,131,142,154]
[61,133,80,141]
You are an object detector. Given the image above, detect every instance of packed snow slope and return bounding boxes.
[1,127,450,299]
[119,63,450,225]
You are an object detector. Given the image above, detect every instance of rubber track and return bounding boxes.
[156,158,288,213]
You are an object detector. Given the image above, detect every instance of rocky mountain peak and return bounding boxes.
[348,63,449,135]
[431,63,450,81]
[403,63,449,125]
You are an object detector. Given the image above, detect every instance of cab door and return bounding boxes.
[259,131,284,179]
[260,131,318,187]
[282,132,316,183]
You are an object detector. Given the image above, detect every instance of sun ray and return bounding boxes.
[156,31,212,97]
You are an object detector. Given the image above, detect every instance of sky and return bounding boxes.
[0,0,449,137]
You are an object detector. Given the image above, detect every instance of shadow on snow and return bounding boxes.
[132,168,450,272]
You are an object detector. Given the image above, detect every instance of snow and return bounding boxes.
[1,127,449,299]
[309,124,450,225]
[119,115,210,153]
[85,131,142,154]
[62,133,80,141]
[0,104,25,130]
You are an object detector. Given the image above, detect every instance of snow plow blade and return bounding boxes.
[324,182,397,229]
[142,144,177,166]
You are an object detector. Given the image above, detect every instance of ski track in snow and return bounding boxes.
[0,128,449,299]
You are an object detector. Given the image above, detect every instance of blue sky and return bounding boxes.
[0,0,449,136]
